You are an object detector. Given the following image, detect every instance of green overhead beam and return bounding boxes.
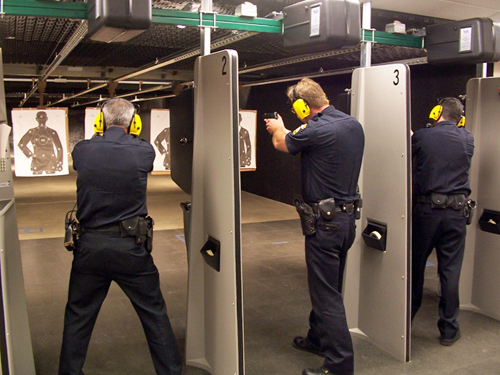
[2,0,282,34]
[361,29,424,49]
[2,0,87,19]
[152,9,282,34]
[3,0,424,47]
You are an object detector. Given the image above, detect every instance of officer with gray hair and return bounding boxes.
[59,98,182,375]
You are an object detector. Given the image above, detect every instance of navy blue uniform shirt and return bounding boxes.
[285,105,364,204]
[412,121,474,196]
[72,127,155,228]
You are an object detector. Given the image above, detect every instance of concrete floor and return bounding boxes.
[12,172,500,375]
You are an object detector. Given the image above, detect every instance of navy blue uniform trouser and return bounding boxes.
[305,212,355,375]
[412,203,467,339]
[58,232,182,375]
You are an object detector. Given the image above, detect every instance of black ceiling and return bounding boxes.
[0,0,443,109]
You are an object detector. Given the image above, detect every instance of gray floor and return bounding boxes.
[13,173,500,375]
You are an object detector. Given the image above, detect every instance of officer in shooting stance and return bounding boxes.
[412,97,474,346]
[264,78,364,375]
[59,98,182,375]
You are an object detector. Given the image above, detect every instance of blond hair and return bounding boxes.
[287,78,329,108]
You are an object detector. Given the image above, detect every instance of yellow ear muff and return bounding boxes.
[429,104,443,121]
[293,98,310,120]
[457,116,465,127]
[94,112,105,133]
[129,113,142,136]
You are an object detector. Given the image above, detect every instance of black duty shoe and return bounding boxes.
[302,366,332,375]
[293,336,324,357]
[439,330,461,346]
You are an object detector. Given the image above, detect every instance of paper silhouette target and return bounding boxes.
[12,108,69,177]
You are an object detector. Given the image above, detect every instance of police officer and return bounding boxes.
[59,98,182,375]
[412,97,474,346]
[264,78,364,375]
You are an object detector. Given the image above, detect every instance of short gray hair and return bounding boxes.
[102,98,135,128]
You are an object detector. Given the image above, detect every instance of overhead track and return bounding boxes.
[48,30,257,106]
[20,19,88,107]
[49,82,108,107]
[117,30,256,82]
[240,57,428,87]
[71,93,177,108]
[115,85,173,99]
[239,47,362,75]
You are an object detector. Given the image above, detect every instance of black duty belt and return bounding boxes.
[81,223,121,233]
[309,202,355,214]
[417,193,466,210]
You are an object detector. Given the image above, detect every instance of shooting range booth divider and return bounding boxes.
[345,63,412,362]
[184,49,244,375]
[460,76,500,322]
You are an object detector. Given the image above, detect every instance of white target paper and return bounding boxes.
[12,108,69,177]
[150,109,171,172]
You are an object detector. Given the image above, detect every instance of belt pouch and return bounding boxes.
[294,199,317,236]
[119,216,140,238]
[431,193,448,208]
[318,198,336,220]
[451,195,466,210]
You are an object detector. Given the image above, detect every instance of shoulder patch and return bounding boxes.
[293,124,307,135]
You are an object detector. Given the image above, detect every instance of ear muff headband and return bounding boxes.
[292,85,310,120]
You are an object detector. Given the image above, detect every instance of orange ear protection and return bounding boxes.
[429,98,465,127]
[93,101,142,136]
[292,86,310,120]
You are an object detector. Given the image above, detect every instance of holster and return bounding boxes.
[464,199,477,225]
[294,199,318,236]
[354,198,362,220]
[64,219,80,252]
[145,216,154,252]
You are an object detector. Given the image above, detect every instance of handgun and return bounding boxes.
[263,112,279,119]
